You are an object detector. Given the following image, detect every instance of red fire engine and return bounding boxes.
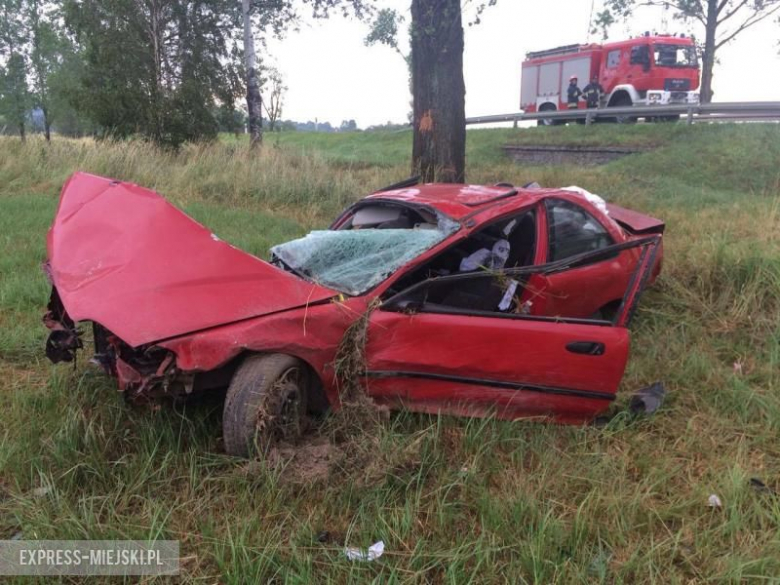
[521,33,700,123]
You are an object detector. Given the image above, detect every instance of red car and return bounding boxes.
[44,173,664,456]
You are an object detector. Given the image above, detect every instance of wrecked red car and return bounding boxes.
[44,172,664,456]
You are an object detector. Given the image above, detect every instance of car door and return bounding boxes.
[363,236,659,424]
[535,197,636,319]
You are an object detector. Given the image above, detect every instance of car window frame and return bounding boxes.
[377,203,541,300]
[544,198,617,265]
[381,235,660,328]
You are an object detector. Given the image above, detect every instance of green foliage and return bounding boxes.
[63,0,244,147]
[0,0,29,137]
[364,7,404,53]
[0,53,29,135]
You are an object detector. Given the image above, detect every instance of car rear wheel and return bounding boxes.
[223,353,310,458]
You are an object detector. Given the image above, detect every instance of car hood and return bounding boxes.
[47,172,338,347]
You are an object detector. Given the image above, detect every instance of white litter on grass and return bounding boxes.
[562,186,609,215]
[32,487,51,498]
[344,541,385,562]
[708,494,722,508]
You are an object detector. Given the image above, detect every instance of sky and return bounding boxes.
[264,0,780,128]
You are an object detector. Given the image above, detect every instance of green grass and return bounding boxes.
[1,124,779,582]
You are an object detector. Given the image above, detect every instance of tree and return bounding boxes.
[263,66,286,131]
[594,0,780,103]
[410,0,465,182]
[241,0,263,147]
[63,0,243,147]
[339,119,358,131]
[366,2,498,182]
[241,0,372,149]
[26,0,63,141]
[0,0,29,140]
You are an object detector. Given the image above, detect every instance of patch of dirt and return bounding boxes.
[263,437,344,485]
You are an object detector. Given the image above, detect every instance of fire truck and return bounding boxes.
[521,33,700,123]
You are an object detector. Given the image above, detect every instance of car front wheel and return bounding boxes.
[223,353,310,458]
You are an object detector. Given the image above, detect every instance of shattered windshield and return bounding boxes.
[653,44,698,68]
[271,216,459,295]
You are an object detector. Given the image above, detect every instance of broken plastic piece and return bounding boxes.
[459,240,510,271]
[707,494,722,508]
[749,478,777,495]
[498,280,519,311]
[629,382,665,415]
[344,541,385,562]
[563,186,609,215]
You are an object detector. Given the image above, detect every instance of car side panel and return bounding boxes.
[160,297,370,406]
[365,311,630,423]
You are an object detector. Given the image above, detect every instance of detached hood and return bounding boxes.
[47,173,337,347]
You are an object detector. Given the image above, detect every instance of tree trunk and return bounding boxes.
[19,122,26,142]
[43,107,51,142]
[242,0,262,148]
[699,0,718,104]
[410,0,466,183]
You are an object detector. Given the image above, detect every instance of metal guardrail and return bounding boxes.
[465,102,780,126]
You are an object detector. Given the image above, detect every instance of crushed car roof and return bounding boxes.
[363,183,575,219]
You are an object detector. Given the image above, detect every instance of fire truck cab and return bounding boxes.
[521,34,700,121]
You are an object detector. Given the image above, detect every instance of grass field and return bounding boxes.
[1,124,779,582]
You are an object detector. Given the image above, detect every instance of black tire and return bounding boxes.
[537,103,561,127]
[608,95,637,124]
[223,353,310,458]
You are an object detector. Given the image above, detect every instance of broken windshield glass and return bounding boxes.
[271,217,459,295]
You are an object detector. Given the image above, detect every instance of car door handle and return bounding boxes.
[566,341,605,356]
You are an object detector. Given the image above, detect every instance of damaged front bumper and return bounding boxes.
[43,284,186,401]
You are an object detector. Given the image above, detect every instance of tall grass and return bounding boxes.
[1,125,779,582]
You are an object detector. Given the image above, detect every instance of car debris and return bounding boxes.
[628,382,666,415]
[43,172,665,457]
[707,494,723,508]
[749,478,777,496]
[344,541,385,562]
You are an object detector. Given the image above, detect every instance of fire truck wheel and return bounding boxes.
[609,95,637,124]
[537,103,561,126]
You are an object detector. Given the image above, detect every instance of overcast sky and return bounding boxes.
[264,0,780,127]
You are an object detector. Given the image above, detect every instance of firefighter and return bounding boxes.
[566,76,582,109]
[582,75,604,109]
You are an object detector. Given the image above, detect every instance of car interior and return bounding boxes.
[379,208,538,314]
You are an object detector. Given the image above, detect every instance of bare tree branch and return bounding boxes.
[715,2,780,48]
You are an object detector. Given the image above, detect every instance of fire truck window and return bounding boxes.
[653,44,697,68]
[545,199,614,262]
[606,50,620,68]
[630,45,650,66]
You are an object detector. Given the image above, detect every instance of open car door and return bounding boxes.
[363,236,660,423]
